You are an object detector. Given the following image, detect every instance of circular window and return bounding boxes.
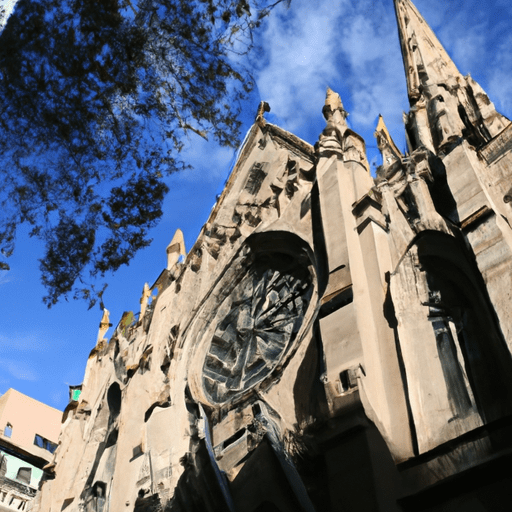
[202,251,313,404]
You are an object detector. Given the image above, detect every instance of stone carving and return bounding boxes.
[428,88,462,149]
[243,162,268,196]
[84,482,106,512]
[255,101,271,125]
[203,252,313,404]
[409,32,426,80]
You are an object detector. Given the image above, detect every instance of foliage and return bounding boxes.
[0,0,289,307]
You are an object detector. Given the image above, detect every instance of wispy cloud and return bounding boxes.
[0,359,38,381]
[0,332,50,353]
[251,0,512,154]
[251,0,409,155]
[487,32,512,114]
[175,133,235,184]
[338,2,407,132]
[252,0,350,137]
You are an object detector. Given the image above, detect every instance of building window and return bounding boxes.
[34,434,57,453]
[4,423,12,438]
[16,467,32,485]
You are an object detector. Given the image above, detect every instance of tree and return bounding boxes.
[0,0,289,307]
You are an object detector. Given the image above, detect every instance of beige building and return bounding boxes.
[34,0,512,510]
[0,389,61,510]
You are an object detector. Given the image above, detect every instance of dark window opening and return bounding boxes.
[339,369,358,393]
[222,428,246,450]
[16,467,31,485]
[105,428,119,448]
[107,382,122,420]
[4,423,12,438]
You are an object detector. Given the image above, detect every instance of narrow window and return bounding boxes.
[4,423,12,438]
[34,434,44,448]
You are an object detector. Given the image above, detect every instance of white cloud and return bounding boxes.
[176,133,235,184]
[0,0,18,27]
[338,4,407,131]
[249,0,411,153]
[252,0,350,135]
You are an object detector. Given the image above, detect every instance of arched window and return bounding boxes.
[107,383,121,420]
[391,232,512,453]
[420,251,512,424]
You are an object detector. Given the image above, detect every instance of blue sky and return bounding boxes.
[1,0,512,411]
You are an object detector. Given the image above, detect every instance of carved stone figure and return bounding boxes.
[429,90,461,148]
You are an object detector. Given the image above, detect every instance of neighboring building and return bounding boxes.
[34,0,512,510]
[0,389,61,510]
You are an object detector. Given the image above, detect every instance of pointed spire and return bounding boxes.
[167,228,186,270]
[323,87,348,127]
[375,115,403,167]
[393,0,461,102]
[139,282,152,321]
[318,88,346,159]
[324,88,344,115]
[97,308,111,344]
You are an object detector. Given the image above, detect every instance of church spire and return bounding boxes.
[393,0,461,102]
[394,0,509,153]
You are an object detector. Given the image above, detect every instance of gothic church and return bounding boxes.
[34,0,512,510]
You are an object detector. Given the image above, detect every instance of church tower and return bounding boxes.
[34,1,512,511]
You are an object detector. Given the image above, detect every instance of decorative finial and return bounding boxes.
[255,101,271,123]
[167,229,186,270]
[323,87,347,121]
[374,115,403,168]
[97,308,111,344]
[139,283,152,321]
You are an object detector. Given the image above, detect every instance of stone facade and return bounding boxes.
[34,1,512,510]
